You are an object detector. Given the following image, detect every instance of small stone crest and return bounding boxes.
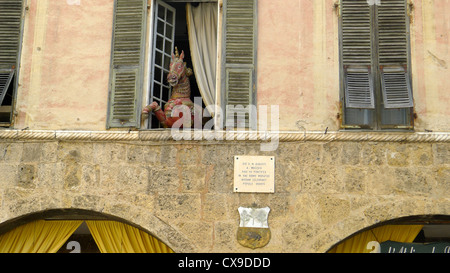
[237,207,271,249]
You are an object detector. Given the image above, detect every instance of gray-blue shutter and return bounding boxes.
[222,0,258,128]
[0,0,22,69]
[377,0,413,108]
[344,66,375,109]
[107,0,147,128]
[0,0,22,124]
[341,0,375,109]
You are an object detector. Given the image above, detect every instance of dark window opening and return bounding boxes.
[0,73,15,126]
[149,2,214,129]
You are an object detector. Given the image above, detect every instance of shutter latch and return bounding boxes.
[333,2,340,17]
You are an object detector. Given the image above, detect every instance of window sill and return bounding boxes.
[0,129,448,143]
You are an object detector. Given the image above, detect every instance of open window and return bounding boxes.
[147,0,218,129]
[107,0,258,130]
[146,0,258,130]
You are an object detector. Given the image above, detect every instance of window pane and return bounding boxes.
[155,50,162,65]
[165,40,173,55]
[162,86,170,103]
[154,66,162,83]
[158,6,165,20]
[156,35,164,50]
[344,108,374,128]
[157,19,165,35]
[381,108,410,126]
[166,9,173,23]
[166,24,173,39]
[153,82,162,98]
[164,55,171,70]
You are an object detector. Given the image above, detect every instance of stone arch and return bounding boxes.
[0,208,195,253]
[326,214,450,253]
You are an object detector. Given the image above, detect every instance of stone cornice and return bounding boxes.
[0,129,449,143]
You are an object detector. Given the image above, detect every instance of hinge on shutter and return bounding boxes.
[334,1,341,17]
[407,1,414,22]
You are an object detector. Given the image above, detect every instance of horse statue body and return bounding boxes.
[143,48,199,128]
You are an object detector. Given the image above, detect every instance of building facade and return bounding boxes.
[0,0,448,253]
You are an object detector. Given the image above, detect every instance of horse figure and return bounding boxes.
[143,47,198,128]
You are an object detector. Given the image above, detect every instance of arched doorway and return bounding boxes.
[0,209,174,253]
[327,215,450,253]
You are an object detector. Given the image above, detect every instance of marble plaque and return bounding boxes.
[234,156,275,193]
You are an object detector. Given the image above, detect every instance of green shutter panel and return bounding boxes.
[344,66,374,109]
[380,65,412,108]
[107,0,147,128]
[341,0,375,109]
[223,0,258,128]
[0,0,22,69]
[0,0,22,117]
[377,0,413,108]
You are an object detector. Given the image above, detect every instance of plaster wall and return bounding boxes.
[11,0,450,132]
[257,0,450,131]
[15,0,113,130]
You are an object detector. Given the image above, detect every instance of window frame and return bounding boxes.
[144,0,219,130]
[339,0,414,131]
[108,0,258,130]
[146,0,177,129]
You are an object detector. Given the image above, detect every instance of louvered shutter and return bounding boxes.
[344,66,374,109]
[377,0,413,108]
[222,0,257,128]
[0,0,22,69]
[107,0,147,128]
[0,0,22,107]
[341,0,375,109]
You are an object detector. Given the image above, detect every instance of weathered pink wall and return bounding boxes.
[13,0,449,132]
[257,0,340,131]
[410,0,450,131]
[257,0,449,131]
[16,0,113,130]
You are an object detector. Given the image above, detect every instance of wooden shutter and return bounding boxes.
[344,66,375,109]
[380,65,412,108]
[107,0,147,128]
[341,0,375,109]
[222,0,257,128]
[0,0,22,69]
[377,0,413,108]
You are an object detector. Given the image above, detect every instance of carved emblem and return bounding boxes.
[237,207,271,249]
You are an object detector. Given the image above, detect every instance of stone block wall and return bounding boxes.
[0,137,448,252]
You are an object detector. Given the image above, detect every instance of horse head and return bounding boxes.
[167,47,193,87]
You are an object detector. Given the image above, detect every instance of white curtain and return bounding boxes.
[186,3,217,116]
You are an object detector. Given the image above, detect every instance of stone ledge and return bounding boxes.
[0,129,449,143]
